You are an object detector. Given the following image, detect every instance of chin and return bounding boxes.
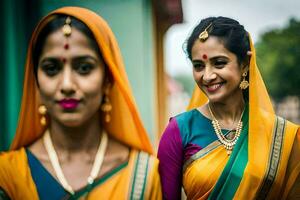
[60,119,85,127]
[206,94,226,104]
[56,114,88,127]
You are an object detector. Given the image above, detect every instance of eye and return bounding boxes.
[214,60,227,68]
[40,62,61,76]
[75,62,95,75]
[193,62,205,71]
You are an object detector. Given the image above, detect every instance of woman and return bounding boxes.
[0,7,161,199]
[158,16,300,199]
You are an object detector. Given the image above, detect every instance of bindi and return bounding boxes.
[64,43,69,50]
[202,54,208,60]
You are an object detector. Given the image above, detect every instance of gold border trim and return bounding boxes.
[129,151,149,200]
[256,116,286,199]
[183,140,221,172]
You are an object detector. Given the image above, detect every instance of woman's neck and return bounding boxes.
[49,114,102,154]
[208,95,246,128]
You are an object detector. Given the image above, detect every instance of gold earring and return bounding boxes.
[101,88,112,123]
[239,71,249,90]
[38,105,47,126]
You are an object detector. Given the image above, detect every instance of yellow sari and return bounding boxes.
[0,7,161,199]
[184,36,300,199]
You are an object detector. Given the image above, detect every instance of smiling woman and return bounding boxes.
[158,16,300,199]
[0,7,161,200]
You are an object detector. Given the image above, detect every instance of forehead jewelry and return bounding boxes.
[62,17,71,50]
[199,23,212,42]
[62,17,72,37]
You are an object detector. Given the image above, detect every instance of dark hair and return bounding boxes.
[185,16,250,65]
[33,15,103,78]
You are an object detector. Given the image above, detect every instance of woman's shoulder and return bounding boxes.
[0,148,27,167]
[130,149,159,174]
[173,105,208,123]
[131,149,157,162]
[128,149,161,199]
[170,107,209,133]
[173,109,198,122]
[258,108,299,129]
[0,148,28,185]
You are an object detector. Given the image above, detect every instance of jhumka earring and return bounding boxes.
[38,105,47,126]
[101,87,112,123]
[199,23,213,42]
[239,71,249,90]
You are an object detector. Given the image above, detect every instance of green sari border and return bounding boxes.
[129,151,150,200]
[255,116,286,199]
[208,118,249,199]
[208,105,249,200]
[66,161,128,199]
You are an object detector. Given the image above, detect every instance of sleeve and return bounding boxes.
[157,118,184,200]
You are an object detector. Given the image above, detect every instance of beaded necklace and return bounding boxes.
[208,104,245,155]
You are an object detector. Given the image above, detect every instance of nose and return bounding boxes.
[60,67,76,96]
[202,67,217,83]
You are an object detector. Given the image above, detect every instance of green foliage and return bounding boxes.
[256,18,300,101]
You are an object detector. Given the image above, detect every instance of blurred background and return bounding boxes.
[0,0,299,151]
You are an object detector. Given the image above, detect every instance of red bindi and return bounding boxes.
[64,43,69,50]
[202,54,208,60]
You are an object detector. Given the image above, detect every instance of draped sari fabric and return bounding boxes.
[0,7,161,199]
[184,35,300,199]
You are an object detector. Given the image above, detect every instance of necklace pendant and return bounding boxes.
[87,177,94,185]
[227,150,232,155]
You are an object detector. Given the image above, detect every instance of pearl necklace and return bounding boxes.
[208,104,244,155]
[43,129,108,194]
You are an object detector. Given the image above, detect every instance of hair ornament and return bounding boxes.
[62,17,72,37]
[199,23,212,42]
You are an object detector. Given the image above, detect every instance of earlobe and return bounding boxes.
[241,64,249,74]
[102,79,112,91]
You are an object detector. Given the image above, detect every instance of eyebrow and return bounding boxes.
[192,60,204,64]
[39,57,59,64]
[72,56,99,62]
[40,55,99,63]
[210,56,229,61]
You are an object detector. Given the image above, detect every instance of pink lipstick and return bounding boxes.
[58,99,80,109]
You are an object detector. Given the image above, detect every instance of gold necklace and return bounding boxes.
[208,104,244,155]
[43,129,108,194]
